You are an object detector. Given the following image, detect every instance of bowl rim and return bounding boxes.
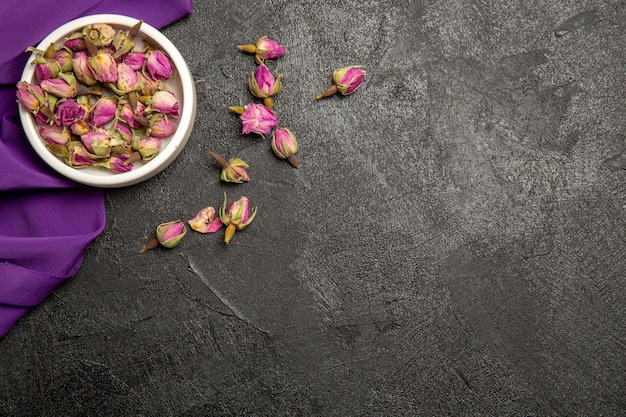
[18,13,196,188]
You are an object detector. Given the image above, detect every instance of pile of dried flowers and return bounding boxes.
[16,21,181,172]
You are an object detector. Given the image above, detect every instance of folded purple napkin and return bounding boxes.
[0,0,192,338]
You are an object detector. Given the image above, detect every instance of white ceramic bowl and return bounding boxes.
[19,14,196,188]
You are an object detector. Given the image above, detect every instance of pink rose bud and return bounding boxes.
[148,113,177,138]
[145,50,174,81]
[83,23,116,47]
[54,48,73,72]
[119,101,146,128]
[40,78,75,98]
[94,154,133,173]
[64,32,87,51]
[34,61,60,83]
[114,62,141,94]
[208,152,250,183]
[114,123,133,144]
[66,141,96,168]
[229,103,278,138]
[71,51,98,86]
[157,220,187,248]
[124,52,145,71]
[248,64,282,108]
[188,207,223,234]
[219,194,258,244]
[16,81,45,113]
[271,128,300,168]
[39,124,70,145]
[147,90,179,117]
[238,36,286,64]
[88,50,118,83]
[56,99,86,126]
[90,96,117,128]
[136,136,162,161]
[316,65,366,99]
[81,131,111,156]
[140,220,187,253]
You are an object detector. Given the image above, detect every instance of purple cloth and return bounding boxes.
[0,1,193,338]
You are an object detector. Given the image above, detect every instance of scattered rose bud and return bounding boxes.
[188,207,223,233]
[114,62,141,94]
[271,128,300,168]
[81,131,111,156]
[145,50,174,81]
[229,103,278,138]
[248,64,282,108]
[219,193,257,244]
[140,220,187,253]
[209,151,250,183]
[316,66,366,99]
[238,36,286,64]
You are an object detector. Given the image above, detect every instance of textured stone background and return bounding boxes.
[2,1,625,415]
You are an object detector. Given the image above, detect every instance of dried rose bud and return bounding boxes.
[88,50,118,83]
[113,62,141,94]
[146,90,179,117]
[248,64,282,108]
[238,36,286,64]
[140,220,187,253]
[70,119,91,136]
[56,99,86,126]
[34,61,60,83]
[271,128,300,168]
[145,50,174,81]
[71,51,98,86]
[94,154,134,173]
[54,48,73,72]
[66,141,96,168]
[40,77,75,98]
[81,131,111,156]
[229,103,277,138]
[209,152,250,183]
[111,30,135,60]
[147,113,176,138]
[124,51,145,71]
[114,123,133,144]
[119,100,146,128]
[188,207,223,233]
[90,96,117,128]
[39,124,70,145]
[219,193,257,244]
[136,136,162,161]
[64,32,86,51]
[316,66,366,99]
[83,23,116,47]
[16,81,45,113]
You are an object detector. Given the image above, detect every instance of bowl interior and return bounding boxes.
[19,14,196,188]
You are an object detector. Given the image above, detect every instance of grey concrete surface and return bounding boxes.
[2,1,625,415]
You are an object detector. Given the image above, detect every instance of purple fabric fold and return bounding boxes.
[0,0,193,338]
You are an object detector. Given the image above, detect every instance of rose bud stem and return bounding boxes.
[263,97,274,108]
[224,223,236,244]
[316,84,337,100]
[287,155,301,168]
[237,44,256,54]
[128,91,138,111]
[76,84,102,96]
[139,237,160,254]
[228,106,245,115]
[143,39,156,52]
[208,151,228,169]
